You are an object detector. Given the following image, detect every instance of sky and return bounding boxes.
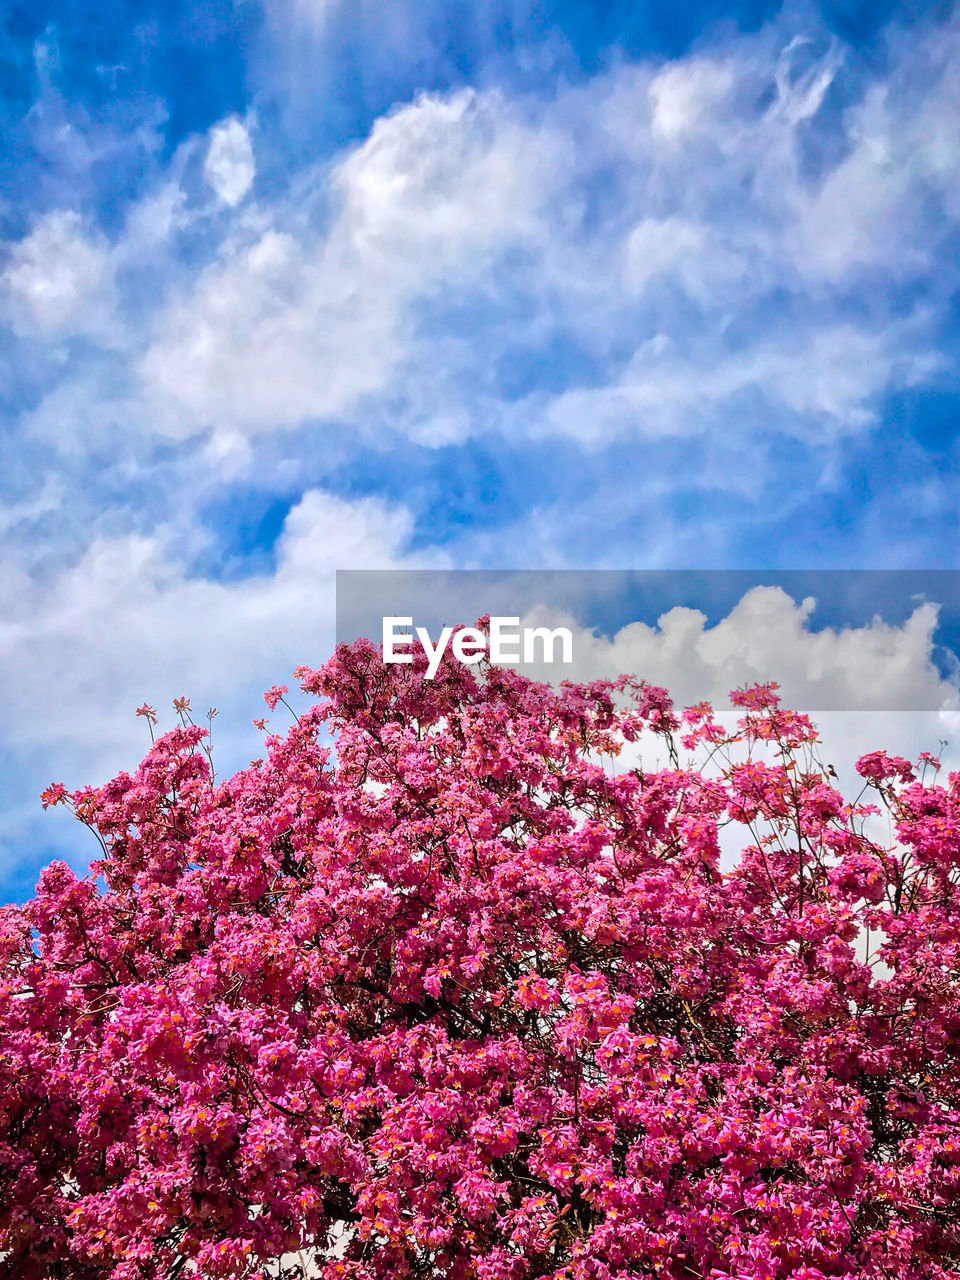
[2,0,960,901]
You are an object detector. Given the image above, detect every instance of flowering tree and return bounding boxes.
[3,636,960,1280]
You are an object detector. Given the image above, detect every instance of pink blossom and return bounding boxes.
[3,640,960,1277]
[263,684,288,711]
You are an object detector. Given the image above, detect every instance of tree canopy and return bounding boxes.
[3,638,960,1279]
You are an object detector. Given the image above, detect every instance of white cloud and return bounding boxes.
[204,117,256,207]
[140,89,555,435]
[529,321,938,443]
[0,488,423,763]
[772,35,845,126]
[2,211,111,335]
[6,11,956,457]
[522,586,957,715]
[119,180,191,255]
[331,88,544,267]
[132,12,960,446]
[623,217,728,298]
[648,58,735,141]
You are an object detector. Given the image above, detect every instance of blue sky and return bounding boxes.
[3,0,960,900]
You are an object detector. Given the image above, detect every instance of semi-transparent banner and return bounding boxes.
[335,570,960,712]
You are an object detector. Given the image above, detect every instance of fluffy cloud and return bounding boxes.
[519,586,957,714]
[2,211,112,335]
[124,12,960,448]
[1,489,419,757]
[7,9,960,460]
[204,117,256,207]
[140,89,554,435]
[647,58,736,141]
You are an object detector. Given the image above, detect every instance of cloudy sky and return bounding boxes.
[3,0,960,900]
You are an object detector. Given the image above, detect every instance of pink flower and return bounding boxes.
[856,750,915,783]
[6,641,960,1278]
[40,781,68,809]
[263,684,288,711]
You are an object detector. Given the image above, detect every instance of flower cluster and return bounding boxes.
[4,638,960,1278]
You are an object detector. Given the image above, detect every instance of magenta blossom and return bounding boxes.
[3,640,960,1278]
